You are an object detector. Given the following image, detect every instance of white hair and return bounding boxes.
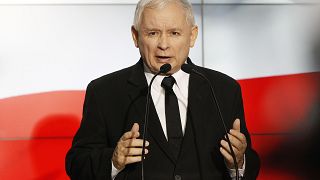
[133,0,196,30]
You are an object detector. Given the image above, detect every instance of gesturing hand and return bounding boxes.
[112,123,149,170]
[220,119,247,169]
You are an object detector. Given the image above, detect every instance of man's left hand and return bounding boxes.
[219,118,247,169]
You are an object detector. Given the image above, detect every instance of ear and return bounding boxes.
[131,26,139,48]
[189,25,198,48]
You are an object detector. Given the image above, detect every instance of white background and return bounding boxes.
[0,1,319,99]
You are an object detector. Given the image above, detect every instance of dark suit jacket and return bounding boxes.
[65,59,260,180]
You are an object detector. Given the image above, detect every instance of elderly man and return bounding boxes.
[65,0,260,179]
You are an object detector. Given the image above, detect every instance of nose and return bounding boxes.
[157,34,169,50]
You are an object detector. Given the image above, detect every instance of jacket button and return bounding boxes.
[175,175,181,180]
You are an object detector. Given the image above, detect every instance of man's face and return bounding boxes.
[132,2,198,74]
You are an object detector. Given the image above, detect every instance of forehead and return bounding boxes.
[140,2,188,29]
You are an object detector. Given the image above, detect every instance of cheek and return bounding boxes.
[140,41,155,55]
[146,47,157,61]
[139,43,157,65]
[175,41,190,56]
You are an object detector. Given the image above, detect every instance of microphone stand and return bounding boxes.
[181,64,240,180]
[141,64,171,180]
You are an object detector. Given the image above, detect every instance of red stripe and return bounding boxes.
[1,72,318,137]
[0,139,71,180]
[0,91,84,138]
[239,72,320,134]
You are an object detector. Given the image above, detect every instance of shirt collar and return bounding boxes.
[143,62,190,96]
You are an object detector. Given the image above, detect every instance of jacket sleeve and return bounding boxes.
[65,81,114,180]
[233,84,260,180]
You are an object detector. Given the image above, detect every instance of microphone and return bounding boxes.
[181,64,240,180]
[159,63,171,74]
[141,63,171,180]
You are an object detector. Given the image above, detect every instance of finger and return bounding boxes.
[220,139,239,155]
[126,148,149,156]
[220,147,234,165]
[232,118,240,132]
[121,131,140,141]
[131,123,139,133]
[229,129,247,145]
[225,134,242,152]
[123,139,149,148]
[124,156,143,165]
[114,145,149,159]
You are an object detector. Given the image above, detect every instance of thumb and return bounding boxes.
[131,123,140,133]
[233,118,241,131]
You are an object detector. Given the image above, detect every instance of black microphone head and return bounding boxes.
[160,63,171,73]
[181,64,193,74]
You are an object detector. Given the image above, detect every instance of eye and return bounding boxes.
[148,31,157,36]
[172,31,180,36]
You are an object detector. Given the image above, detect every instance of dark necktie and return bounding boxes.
[161,76,183,160]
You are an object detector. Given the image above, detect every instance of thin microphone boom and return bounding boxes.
[181,64,240,180]
[141,63,171,180]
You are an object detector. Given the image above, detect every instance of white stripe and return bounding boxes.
[0,4,319,99]
[0,5,202,99]
[203,4,320,79]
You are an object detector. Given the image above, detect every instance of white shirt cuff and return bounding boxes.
[111,160,122,180]
[228,154,246,179]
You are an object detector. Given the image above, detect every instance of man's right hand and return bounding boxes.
[112,123,149,170]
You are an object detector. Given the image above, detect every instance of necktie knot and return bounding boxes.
[161,76,176,90]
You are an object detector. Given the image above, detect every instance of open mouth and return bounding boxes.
[156,56,172,62]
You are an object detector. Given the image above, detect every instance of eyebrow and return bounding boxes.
[142,28,160,31]
[168,28,182,32]
[142,28,183,32]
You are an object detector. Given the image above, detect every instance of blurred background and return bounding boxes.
[0,0,319,179]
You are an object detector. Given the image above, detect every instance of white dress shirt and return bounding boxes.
[144,68,189,139]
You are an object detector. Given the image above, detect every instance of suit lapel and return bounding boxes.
[188,72,209,146]
[126,60,176,163]
[148,100,177,163]
[188,72,221,179]
[126,60,148,131]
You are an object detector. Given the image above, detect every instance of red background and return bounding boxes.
[0,72,319,179]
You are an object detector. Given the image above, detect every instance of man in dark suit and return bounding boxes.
[65,0,260,179]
